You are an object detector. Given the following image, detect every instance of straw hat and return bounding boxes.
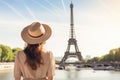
[21,22,52,44]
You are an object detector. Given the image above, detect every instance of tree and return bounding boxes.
[114,48,120,61]
[0,48,2,61]
[12,48,22,61]
[87,57,99,63]
[0,44,13,62]
[108,52,115,61]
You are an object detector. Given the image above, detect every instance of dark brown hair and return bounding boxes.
[24,44,43,70]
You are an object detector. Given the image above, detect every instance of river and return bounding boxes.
[0,68,120,80]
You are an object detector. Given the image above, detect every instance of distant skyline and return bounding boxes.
[0,0,120,58]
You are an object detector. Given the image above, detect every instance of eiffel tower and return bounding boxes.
[59,2,82,68]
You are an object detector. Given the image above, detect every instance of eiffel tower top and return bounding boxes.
[70,2,75,39]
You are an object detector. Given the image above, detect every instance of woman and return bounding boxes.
[14,22,55,80]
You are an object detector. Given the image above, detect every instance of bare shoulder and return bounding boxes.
[16,50,25,58]
[47,51,53,55]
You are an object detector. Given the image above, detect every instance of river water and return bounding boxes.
[0,68,120,80]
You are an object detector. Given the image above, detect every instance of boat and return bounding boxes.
[106,66,115,70]
[0,62,14,70]
[93,65,114,70]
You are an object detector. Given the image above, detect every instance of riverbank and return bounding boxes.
[0,62,14,70]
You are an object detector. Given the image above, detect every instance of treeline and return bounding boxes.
[87,47,120,63]
[1,44,120,63]
[0,44,22,62]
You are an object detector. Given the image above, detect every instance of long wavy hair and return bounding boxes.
[24,43,44,70]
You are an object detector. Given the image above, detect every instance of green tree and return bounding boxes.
[87,57,99,63]
[108,51,115,61]
[114,48,120,61]
[0,44,13,62]
[92,57,99,62]
[12,48,22,61]
[99,48,120,62]
[0,48,2,61]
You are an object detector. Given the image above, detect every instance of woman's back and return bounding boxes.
[14,51,55,80]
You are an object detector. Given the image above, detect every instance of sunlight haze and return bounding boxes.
[0,0,120,58]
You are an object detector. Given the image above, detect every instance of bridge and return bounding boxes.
[56,61,120,69]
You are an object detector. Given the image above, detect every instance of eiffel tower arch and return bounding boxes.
[59,2,82,68]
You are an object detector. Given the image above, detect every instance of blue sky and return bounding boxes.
[0,0,120,58]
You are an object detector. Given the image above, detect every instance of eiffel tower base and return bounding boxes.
[59,51,82,69]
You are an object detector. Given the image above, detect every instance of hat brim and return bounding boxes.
[21,24,52,44]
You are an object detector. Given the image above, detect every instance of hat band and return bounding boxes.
[29,33,43,38]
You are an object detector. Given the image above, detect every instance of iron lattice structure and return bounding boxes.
[59,2,82,67]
